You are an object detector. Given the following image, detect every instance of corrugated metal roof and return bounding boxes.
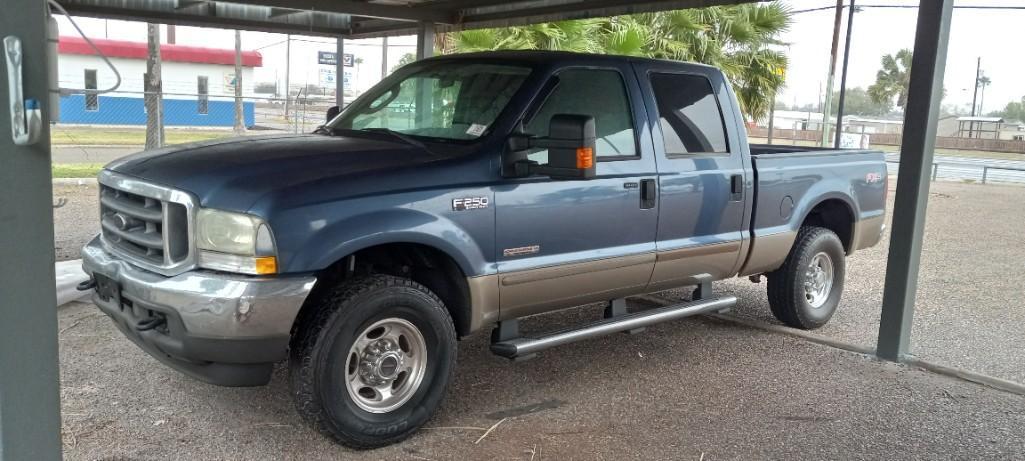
[56,0,748,38]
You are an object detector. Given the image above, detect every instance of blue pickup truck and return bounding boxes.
[81,51,887,448]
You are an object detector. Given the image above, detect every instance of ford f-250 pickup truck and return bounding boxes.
[80,51,887,448]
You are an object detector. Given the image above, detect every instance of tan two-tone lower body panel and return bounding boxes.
[497,253,655,320]
[646,240,744,292]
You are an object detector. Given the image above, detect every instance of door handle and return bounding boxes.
[730,174,743,201]
[640,179,656,209]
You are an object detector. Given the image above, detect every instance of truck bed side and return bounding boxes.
[739,145,888,276]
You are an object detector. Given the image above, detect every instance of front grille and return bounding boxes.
[98,171,196,275]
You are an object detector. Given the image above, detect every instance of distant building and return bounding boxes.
[57,36,262,127]
[758,110,903,134]
[937,116,1025,140]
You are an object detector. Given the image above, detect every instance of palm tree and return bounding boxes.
[868,49,913,110]
[445,3,791,121]
[977,74,991,114]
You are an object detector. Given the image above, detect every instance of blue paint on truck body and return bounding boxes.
[105,51,887,283]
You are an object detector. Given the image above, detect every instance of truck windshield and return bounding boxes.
[330,62,532,141]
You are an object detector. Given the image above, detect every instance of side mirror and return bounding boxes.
[326,105,341,123]
[510,114,597,180]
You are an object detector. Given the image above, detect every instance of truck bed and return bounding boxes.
[739,144,888,276]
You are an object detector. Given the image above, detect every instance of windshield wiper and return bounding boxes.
[361,128,436,155]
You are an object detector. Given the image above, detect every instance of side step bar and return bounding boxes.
[490,296,736,360]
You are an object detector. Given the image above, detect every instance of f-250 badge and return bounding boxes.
[452,196,489,211]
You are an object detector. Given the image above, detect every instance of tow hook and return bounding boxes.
[136,316,166,332]
[76,278,97,291]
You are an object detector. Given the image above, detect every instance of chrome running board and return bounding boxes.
[490,296,736,360]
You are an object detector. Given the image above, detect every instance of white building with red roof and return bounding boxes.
[58,36,262,127]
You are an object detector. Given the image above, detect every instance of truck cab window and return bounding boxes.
[650,73,728,154]
[526,69,636,162]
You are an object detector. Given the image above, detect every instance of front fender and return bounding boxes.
[276,207,490,276]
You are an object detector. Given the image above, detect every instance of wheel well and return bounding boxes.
[296,243,472,338]
[802,199,855,253]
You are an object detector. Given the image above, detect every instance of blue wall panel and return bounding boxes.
[59,95,255,127]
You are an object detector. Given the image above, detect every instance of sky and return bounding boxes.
[779,0,1025,114]
[54,0,1025,114]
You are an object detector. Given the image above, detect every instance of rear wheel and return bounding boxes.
[766,226,846,330]
[289,274,457,449]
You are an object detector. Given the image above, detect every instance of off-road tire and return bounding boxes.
[289,274,457,449]
[766,226,846,330]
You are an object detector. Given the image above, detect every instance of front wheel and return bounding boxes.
[766,226,846,330]
[289,274,457,449]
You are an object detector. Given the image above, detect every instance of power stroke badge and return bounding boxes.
[452,196,489,211]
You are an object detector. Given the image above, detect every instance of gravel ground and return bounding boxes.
[54,181,99,262]
[58,299,1025,460]
[687,179,1025,384]
[53,178,1025,384]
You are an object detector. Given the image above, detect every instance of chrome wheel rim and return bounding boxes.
[804,252,834,308]
[344,317,427,414]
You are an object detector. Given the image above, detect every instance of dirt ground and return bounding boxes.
[58,300,1025,460]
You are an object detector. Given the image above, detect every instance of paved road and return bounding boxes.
[53,145,138,164]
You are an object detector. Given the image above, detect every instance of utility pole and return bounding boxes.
[381,36,389,80]
[234,30,245,135]
[284,34,291,117]
[820,0,844,147]
[144,23,164,150]
[969,57,980,138]
[834,0,856,148]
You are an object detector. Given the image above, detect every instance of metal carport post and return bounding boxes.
[876,0,954,361]
[0,0,62,459]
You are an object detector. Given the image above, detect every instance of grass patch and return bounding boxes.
[53,163,104,178]
[51,127,233,146]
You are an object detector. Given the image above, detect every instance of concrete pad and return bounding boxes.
[58,300,1025,460]
[56,259,89,306]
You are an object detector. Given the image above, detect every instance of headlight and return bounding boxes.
[196,208,277,275]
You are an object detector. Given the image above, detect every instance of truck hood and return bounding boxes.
[106,133,454,212]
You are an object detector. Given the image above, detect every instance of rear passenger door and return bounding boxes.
[494,65,658,320]
[632,64,750,291]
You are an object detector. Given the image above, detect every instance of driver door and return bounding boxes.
[494,65,659,320]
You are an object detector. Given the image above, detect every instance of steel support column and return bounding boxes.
[0,0,62,458]
[876,0,954,362]
[416,22,435,60]
[335,36,345,107]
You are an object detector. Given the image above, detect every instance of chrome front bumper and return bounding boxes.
[81,236,316,386]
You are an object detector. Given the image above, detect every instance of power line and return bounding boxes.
[793,4,1025,14]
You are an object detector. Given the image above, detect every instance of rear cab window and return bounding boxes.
[649,73,729,155]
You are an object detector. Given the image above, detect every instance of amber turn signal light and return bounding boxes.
[254,256,278,275]
[576,147,594,169]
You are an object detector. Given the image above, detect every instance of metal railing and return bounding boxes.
[886,159,1025,185]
